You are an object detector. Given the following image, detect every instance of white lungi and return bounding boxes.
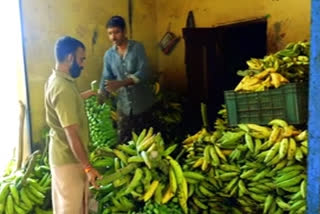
[51,163,89,214]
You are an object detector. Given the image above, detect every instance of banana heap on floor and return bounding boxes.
[235,41,309,92]
[0,151,52,214]
[91,127,186,214]
[182,118,307,214]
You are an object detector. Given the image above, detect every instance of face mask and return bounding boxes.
[69,55,83,78]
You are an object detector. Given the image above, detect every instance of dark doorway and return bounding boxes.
[183,18,267,132]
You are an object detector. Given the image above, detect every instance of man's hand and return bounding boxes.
[86,167,102,189]
[104,80,123,93]
[104,78,135,93]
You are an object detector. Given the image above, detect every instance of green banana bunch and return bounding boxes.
[85,96,118,150]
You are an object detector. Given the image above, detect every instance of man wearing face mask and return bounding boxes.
[99,16,155,143]
[44,36,101,214]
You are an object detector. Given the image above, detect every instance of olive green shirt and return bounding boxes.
[45,70,89,166]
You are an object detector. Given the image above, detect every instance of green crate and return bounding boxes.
[224,83,308,126]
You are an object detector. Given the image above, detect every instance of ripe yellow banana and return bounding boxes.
[287,138,297,160]
[143,180,159,201]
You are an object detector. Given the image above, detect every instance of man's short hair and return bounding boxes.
[106,16,126,31]
[54,36,85,63]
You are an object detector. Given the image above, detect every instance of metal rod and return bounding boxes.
[19,0,33,151]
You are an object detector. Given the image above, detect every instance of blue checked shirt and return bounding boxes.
[99,40,154,116]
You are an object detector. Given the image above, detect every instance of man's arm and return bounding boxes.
[99,52,116,94]
[80,89,97,99]
[64,124,101,188]
[104,44,149,92]
[129,42,151,84]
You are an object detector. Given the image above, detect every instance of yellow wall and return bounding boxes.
[20,0,157,143]
[264,0,310,53]
[155,0,310,92]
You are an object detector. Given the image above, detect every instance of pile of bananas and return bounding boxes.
[85,96,118,150]
[129,200,182,214]
[235,41,309,92]
[0,151,52,214]
[181,118,307,213]
[91,127,190,214]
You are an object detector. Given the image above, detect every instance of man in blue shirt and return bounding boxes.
[99,16,155,143]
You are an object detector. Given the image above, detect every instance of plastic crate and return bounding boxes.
[224,83,308,126]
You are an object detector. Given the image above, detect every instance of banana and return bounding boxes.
[143,180,159,201]
[273,159,288,172]
[301,140,308,147]
[131,131,138,143]
[269,126,282,143]
[192,196,208,210]
[277,175,304,188]
[275,170,302,183]
[214,145,227,162]
[113,149,128,165]
[136,128,147,146]
[125,168,143,194]
[169,167,177,193]
[199,185,215,197]
[248,192,266,202]
[9,184,19,204]
[238,179,248,196]
[20,188,33,210]
[127,155,144,163]
[0,182,10,203]
[183,171,205,181]
[154,82,160,95]
[264,142,280,162]
[252,168,270,181]
[219,164,240,173]
[290,200,305,212]
[140,151,152,169]
[295,147,304,162]
[275,197,290,210]
[240,169,257,179]
[260,140,273,151]
[300,145,308,155]
[300,179,306,199]
[295,130,307,142]
[138,134,156,152]
[269,119,288,128]
[245,133,254,153]
[279,138,289,159]
[6,195,14,214]
[247,124,271,137]
[263,194,274,214]
[287,138,297,160]
[254,138,262,155]
[224,177,239,194]
[217,172,239,181]
[162,186,174,204]
[168,157,184,186]
[192,158,204,168]
[154,183,164,204]
[14,204,26,214]
[188,183,195,198]
[117,144,137,156]
[266,154,281,166]
[209,146,220,167]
